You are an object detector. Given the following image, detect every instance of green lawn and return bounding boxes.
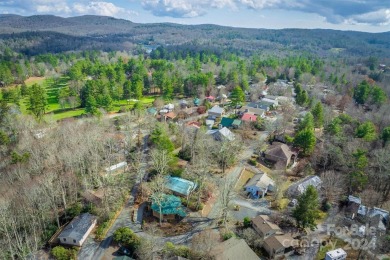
[13,76,156,121]
[46,109,85,121]
[316,238,348,260]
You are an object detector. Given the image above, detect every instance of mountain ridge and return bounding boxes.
[0,14,389,57]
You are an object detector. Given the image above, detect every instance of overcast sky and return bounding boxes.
[1,0,389,32]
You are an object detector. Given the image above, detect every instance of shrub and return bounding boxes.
[51,246,77,260]
[113,227,141,252]
[177,146,191,161]
[243,217,252,228]
[66,202,82,219]
[171,167,184,178]
[322,201,332,212]
[95,221,109,240]
[163,242,190,258]
[248,158,257,166]
[222,231,234,241]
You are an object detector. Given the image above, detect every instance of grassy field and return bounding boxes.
[25,77,46,86]
[314,237,362,260]
[10,76,156,121]
[235,170,255,191]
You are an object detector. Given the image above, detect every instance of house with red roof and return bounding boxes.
[241,113,258,122]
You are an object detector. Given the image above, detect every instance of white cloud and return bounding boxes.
[72,2,137,18]
[0,0,137,19]
[347,9,390,26]
[141,0,236,18]
[140,0,390,27]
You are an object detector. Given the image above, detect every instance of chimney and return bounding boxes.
[256,105,259,108]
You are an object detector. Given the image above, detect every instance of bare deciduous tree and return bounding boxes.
[320,170,345,204]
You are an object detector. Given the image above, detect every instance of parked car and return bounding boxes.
[117,246,132,257]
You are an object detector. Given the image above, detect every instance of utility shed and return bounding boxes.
[166,177,197,197]
[57,213,97,246]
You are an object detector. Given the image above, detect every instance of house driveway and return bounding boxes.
[230,198,272,221]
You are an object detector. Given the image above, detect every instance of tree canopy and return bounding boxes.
[292,185,320,230]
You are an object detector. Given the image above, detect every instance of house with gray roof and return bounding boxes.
[286,175,322,198]
[58,213,97,246]
[208,105,225,118]
[206,127,235,141]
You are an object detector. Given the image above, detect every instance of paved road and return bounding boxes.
[80,137,261,259]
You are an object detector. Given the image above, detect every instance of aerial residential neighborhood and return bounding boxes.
[0,3,390,260]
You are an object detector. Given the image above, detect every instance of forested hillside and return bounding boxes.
[0,15,389,57]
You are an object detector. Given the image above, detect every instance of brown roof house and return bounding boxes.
[244,173,275,199]
[263,234,296,258]
[264,142,297,170]
[252,215,281,239]
[210,237,259,260]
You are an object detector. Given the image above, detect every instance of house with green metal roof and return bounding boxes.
[232,119,242,128]
[151,194,187,220]
[220,117,241,128]
[220,117,234,128]
[166,176,197,197]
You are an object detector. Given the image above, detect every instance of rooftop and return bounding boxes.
[220,117,234,128]
[207,127,235,141]
[245,173,274,190]
[264,234,295,251]
[288,175,322,196]
[105,161,127,173]
[151,194,187,217]
[166,176,197,197]
[252,215,281,234]
[210,238,259,260]
[326,248,347,258]
[241,113,258,122]
[348,195,361,205]
[208,105,224,114]
[58,213,97,241]
[265,142,295,161]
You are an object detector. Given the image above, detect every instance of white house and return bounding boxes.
[245,173,275,199]
[58,213,97,246]
[325,248,347,260]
